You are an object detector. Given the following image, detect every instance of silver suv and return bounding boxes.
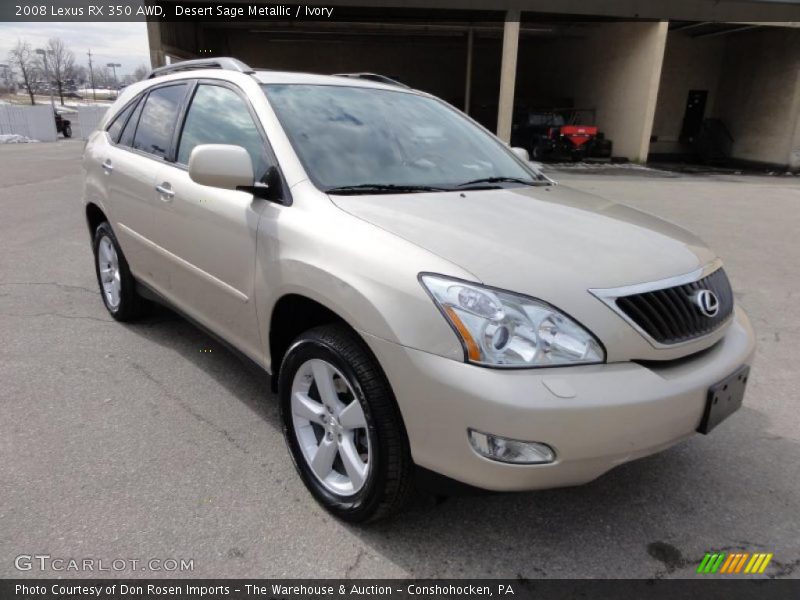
[82,58,755,521]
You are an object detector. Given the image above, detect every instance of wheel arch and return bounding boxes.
[85,202,108,240]
[268,293,353,386]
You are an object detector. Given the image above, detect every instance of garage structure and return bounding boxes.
[147,0,800,169]
[652,22,800,169]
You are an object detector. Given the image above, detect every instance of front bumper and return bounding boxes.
[363,305,755,491]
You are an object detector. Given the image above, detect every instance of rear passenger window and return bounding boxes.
[132,84,188,159]
[118,97,144,147]
[107,98,138,143]
[177,84,268,178]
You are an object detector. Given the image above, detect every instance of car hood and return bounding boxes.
[330,184,716,296]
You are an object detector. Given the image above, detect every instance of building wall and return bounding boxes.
[713,28,800,167]
[466,36,502,129]
[650,30,727,155]
[219,29,470,105]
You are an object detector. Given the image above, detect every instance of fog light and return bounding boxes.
[468,429,556,464]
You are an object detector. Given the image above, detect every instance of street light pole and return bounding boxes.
[106,62,121,96]
[35,48,55,112]
[87,49,97,102]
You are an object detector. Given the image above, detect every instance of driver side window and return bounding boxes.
[177,84,269,180]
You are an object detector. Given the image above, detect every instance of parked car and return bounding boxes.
[82,58,755,522]
[55,111,72,138]
[511,108,612,161]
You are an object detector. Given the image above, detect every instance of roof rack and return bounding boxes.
[148,57,255,79]
[334,73,410,88]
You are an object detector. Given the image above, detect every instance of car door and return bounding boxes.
[101,84,190,284]
[98,93,160,277]
[147,80,274,361]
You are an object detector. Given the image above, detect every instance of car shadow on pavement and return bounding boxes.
[121,303,280,430]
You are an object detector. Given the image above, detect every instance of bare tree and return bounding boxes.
[132,63,149,82]
[0,63,15,93]
[7,39,38,104]
[94,65,111,88]
[40,38,75,105]
[72,64,88,87]
[121,64,149,86]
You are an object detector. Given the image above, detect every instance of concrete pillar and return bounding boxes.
[565,21,668,162]
[636,22,669,162]
[464,28,474,114]
[146,21,166,68]
[496,10,520,143]
[787,71,800,170]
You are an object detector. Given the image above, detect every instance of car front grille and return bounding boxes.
[614,268,734,345]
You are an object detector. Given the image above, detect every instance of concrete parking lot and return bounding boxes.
[1,142,798,579]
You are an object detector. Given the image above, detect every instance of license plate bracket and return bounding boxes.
[697,365,750,434]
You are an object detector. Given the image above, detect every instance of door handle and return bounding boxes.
[155,183,175,200]
[101,160,113,173]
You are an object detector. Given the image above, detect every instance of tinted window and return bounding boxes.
[107,98,138,142]
[528,113,563,127]
[118,96,145,147]
[132,84,188,158]
[178,84,268,178]
[263,84,540,191]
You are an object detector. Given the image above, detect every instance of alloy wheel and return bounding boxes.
[97,235,121,310]
[290,358,371,496]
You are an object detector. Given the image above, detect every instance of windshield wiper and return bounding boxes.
[456,176,547,188]
[326,183,450,195]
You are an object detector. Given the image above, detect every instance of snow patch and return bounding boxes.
[0,134,40,144]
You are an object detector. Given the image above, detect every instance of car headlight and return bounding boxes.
[420,274,604,368]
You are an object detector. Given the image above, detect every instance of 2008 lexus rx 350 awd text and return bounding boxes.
[82,58,755,522]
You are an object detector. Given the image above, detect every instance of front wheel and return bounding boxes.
[92,221,145,321]
[63,124,72,138]
[279,324,413,522]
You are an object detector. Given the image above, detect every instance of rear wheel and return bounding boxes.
[63,124,72,138]
[92,221,145,321]
[279,324,413,522]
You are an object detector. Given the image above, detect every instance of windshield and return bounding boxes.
[262,84,545,193]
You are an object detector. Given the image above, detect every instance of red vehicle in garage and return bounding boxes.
[511,108,612,162]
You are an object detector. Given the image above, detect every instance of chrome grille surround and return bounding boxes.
[589,259,735,348]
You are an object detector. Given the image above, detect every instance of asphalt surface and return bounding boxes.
[1,142,798,579]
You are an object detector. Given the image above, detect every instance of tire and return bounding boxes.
[92,221,146,321]
[63,124,72,138]
[279,324,413,522]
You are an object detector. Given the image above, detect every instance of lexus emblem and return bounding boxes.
[692,289,720,318]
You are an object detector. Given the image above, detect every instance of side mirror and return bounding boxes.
[511,146,530,162]
[188,144,254,191]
